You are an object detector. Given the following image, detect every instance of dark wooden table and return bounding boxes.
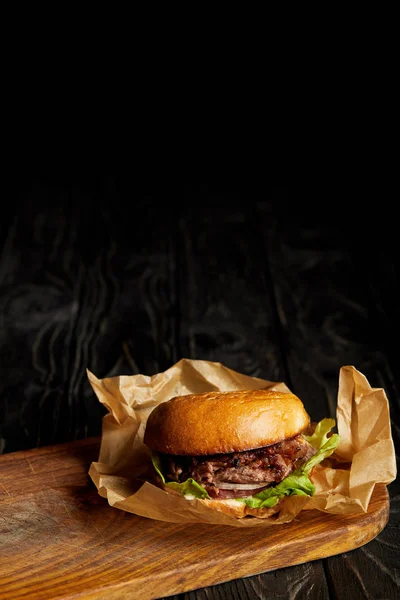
[1,178,398,599]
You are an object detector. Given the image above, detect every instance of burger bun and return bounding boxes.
[144,388,310,455]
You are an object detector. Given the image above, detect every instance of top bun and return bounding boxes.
[144,389,310,456]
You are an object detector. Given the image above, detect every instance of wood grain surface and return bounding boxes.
[0,437,390,600]
[1,182,399,599]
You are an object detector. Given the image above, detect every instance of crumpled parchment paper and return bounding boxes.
[87,359,396,527]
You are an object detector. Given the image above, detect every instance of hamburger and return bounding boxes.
[144,389,340,518]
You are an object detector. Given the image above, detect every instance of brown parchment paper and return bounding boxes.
[87,359,396,527]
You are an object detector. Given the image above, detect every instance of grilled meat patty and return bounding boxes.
[159,434,315,498]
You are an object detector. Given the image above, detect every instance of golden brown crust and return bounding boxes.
[144,389,310,455]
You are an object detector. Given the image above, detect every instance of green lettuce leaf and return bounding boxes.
[243,471,315,508]
[241,418,340,509]
[151,452,211,499]
[303,417,336,450]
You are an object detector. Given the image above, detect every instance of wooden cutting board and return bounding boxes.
[0,437,390,600]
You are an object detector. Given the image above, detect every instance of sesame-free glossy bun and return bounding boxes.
[144,389,310,455]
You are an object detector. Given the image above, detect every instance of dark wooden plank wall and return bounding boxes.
[0,182,398,599]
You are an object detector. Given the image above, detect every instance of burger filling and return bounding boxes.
[158,434,316,499]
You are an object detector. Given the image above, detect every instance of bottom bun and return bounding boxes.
[197,497,282,519]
